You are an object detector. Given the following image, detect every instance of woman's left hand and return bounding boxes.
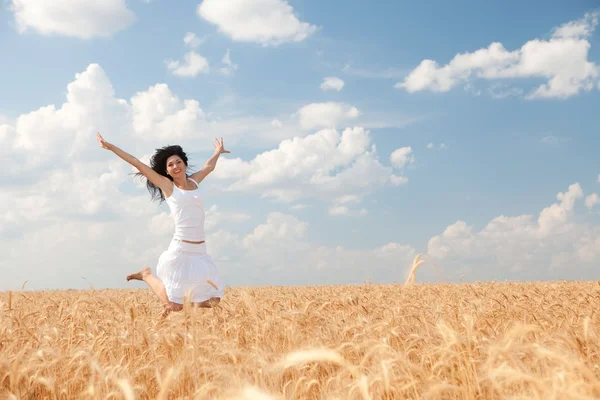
[214,137,230,154]
[96,132,113,150]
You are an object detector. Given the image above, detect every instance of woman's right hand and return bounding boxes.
[213,137,230,154]
[96,132,113,150]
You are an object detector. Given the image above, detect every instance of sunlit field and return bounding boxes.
[1,279,599,399]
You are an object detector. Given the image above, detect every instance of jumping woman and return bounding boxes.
[96,132,229,316]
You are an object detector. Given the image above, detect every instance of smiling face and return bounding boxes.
[166,155,186,178]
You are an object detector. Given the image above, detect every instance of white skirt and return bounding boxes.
[156,239,224,304]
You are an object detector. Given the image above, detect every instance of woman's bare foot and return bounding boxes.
[126,267,151,281]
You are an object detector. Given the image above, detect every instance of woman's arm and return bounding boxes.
[190,137,230,184]
[96,132,173,197]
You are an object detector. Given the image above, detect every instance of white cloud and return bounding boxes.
[427,182,599,281]
[320,77,345,91]
[1,62,301,177]
[212,127,410,204]
[243,212,307,248]
[6,176,600,290]
[166,51,210,77]
[205,205,251,231]
[396,12,600,99]
[585,193,599,209]
[390,146,414,169]
[219,49,238,75]
[197,0,318,46]
[537,183,583,235]
[389,146,414,186]
[183,32,206,48]
[11,0,136,39]
[296,102,360,130]
[234,212,417,284]
[553,11,599,39]
[130,83,207,141]
[9,64,130,168]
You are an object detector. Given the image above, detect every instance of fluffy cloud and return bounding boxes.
[166,33,211,78]
[9,63,221,155]
[10,0,135,39]
[585,193,599,209]
[166,51,210,77]
[396,12,600,99]
[320,77,345,91]
[130,83,207,141]
[197,0,318,46]
[243,212,307,249]
[427,183,599,281]
[231,212,418,285]
[390,146,414,168]
[11,63,295,150]
[5,175,600,291]
[296,102,360,130]
[183,32,206,49]
[8,64,130,168]
[205,205,251,231]
[211,127,412,205]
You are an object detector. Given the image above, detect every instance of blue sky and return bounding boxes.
[1,0,599,291]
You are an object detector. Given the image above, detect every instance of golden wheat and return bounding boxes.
[1,281,599,399]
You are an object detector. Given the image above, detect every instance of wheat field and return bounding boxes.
[1,280,599,399]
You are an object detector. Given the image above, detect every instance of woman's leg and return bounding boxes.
[127,268,190,317]
[193,297,221,308]
[127,268,173,309]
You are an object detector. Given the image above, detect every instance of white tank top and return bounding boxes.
[165,177,206,242]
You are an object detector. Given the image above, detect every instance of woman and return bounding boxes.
[96,132,229,316]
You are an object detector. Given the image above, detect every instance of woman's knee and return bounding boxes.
[167,298,220,312]
[194,297,220,308]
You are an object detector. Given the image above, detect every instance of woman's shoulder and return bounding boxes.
[187,176,200,189]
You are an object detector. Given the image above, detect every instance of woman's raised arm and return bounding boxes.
[190,137,230,184]
[96,132,173,197]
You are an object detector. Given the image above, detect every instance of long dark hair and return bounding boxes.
[135,144,191,203]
